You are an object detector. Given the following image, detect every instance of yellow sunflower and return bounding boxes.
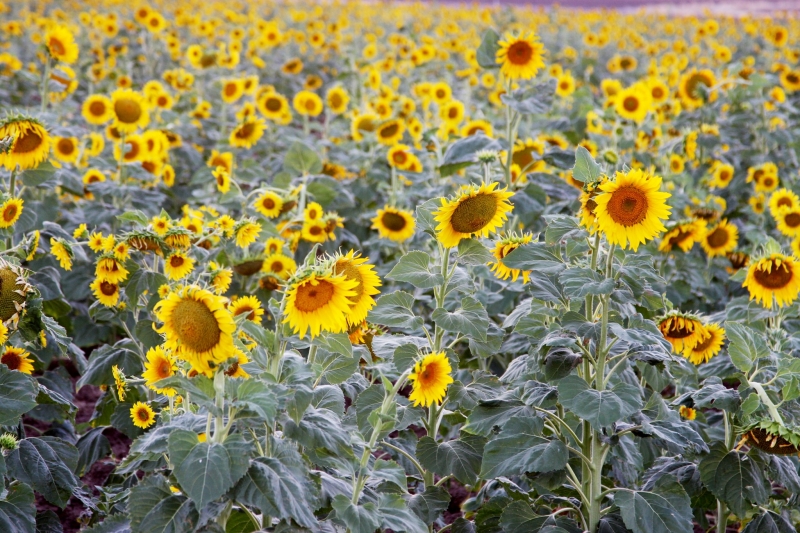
[0,198,23,229]
[679,68,717,108]
[293,90,323,117]
[709,163,734,189]
[44,25,78,64]
[326,86,350,114]
[302,219,328,243]
[164,252,194,280]
[230,295,265,324]
[769,188,800,217]
[700,219,738,257]
[434,182,514,249]
[683,323,725,365]
[90,278,120,307]
[130,402,156,429]
[408,352,454,407]
[111,89,150,133]
[229,117,265,148]
[283,270,358,339]
[235,221,261,248]
[82,95,114,125]
[262,252,297,280]
[679,405,697,420]
[0,118,51,170]
[614,83,652,123]
[333,250,381,326]
[776,208,800,237]
[154,286,237,363]
[658,219,706,253]
[593,169,672,251]
[743,253,800,308]
[657,311,709,354]
[142,346,177,396]
[53,136,80,164]
[376,119,405,146]
[96,257,129,284]
[1,346,34,375]
[489,233,533,283]
[371,206,415,242]
[496,31,546,81]
[223,347,250,379]
[50,238,73,270]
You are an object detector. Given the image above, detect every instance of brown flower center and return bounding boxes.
[89,101,107,116]
[380,123,399,139]
[114,98,142,124]
[100,281,117,296]
[606,186,648,226]
[706,227,730,248]
[14,130,43,154]
[265,97,282,112]
[622,96,639,112]
[785,213,800,228]
[381,211,407,231]
[753,262,793,289]
[294,279,335,312]
[1,350,21,370]
[48,37,66,56]
[450,193,498,234]
[171,298,221,353]
[507,40,533,65]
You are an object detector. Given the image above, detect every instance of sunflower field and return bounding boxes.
[4,1,800,532]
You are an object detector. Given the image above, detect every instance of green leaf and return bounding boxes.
[741,393,760,415]
[128,475,198,533]
[457,239,494,266]
[226,510,259,533]
[572,146,601,184]
[499,501,569,533]
[284,407,351,455]
[699,443,769,517]
[691,377,740,411]
[557,375,642,429]
[543,347,582,381]
[368,291,424,331]
[502,243,565,274]
[7,437,79,509]
[438,134,502,177]
[500,80,556,115]
[21,161,56,187]
[616,489,693,533]
[312,349,358,385]
[726,322,769,373]
[116,210,149,226]
[0,482,36,533]
[332,495,380,533]
[0,366,38,425]
[372,459,408,491]
[387,251,444,289]
[480,417,567,479]
[232,457,318,528]
[417,435,486,485]
[378,493,428,533]
[76,427,111,476]
[432,296,489,341]
[559,267,615,298]
[476,29,501,69]
[741,510,796,533]
[76,340,142,390]
[408,486,450,523]
[283,142,322,175]
[235,380,278,423]
[82,514,130,533]
[415,198,439,236]
[464,397,537,436]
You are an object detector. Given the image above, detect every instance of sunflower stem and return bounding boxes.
[40,58,51,113]
[503,78,517,188]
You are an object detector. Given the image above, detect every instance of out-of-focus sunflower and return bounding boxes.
[495,31,546,81]
[700,219,738,257]
[371,206,415,242]
[0,117,51,170]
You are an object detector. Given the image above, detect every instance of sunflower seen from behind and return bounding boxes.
[434,182,513,249]
[408,352,454,407]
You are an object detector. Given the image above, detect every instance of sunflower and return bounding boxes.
[221,78,245,104]
[408,352,454,407]
[769,188,799,216]
[0,198,23,229]
[332,250,381,326]
[669,154,685,174]
[461,120,493,138]
[154,285,237,363]
[96,257,129,284]
[53,136,80,164]
[614,83,652,123]
[386,144,414,171]
[223,348,251,379]
[112,365,127,400]
[593,169,672,251]
[292,90,323,117]
[50,238,73,270]
[302,219,328,243]
[207,150,233,174]
[0,118,51,170]
[229,117,265,148]
[657,311,709,354]
[142,346,177,396]
[326,86,350,114]
[164,252,194,280]
[262,252,297,280]
[776,208,800,237]
[709,163,734,189]
[130,402,156,429]
[679,405,697,420]
[490,233,533,283]
[212,166,231,194]
[230,295,265,324]
[1,347,34,375]
[679,68,717,108]
[235,221,261,248]
[376,119,405,146]
[44,25,78,64]
[283,270,358,339]
[211,267,233,295]
[683,323,725,365]
[658,220,707,253]
[700,219,738,257]
[434,182,514,249]
[371,206,415,242]
[110,89,149,134]
[82,95,114,125]
[743,253,800,308]
[496,31,546,81]
[351,113,379,142]
[257,92,289,121]
[90,278,120,307]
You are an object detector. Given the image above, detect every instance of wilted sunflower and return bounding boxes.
[230,295,265,324]
[111,89,150,133]
[593,169,672,251]
[408,351,454,407]
[371,206,415,242]
[434,182,514,248]
[0,117,51,170]
[489,233,533,283]
[229,117,265,148]
[0,198,23,229]
[90,278,120,307]
[496,31,546,81]
[657,310,709,355]
[700,219,738,257]
[683,323,725,365]
[155,285,237,363]
[142,346,177,396]
[130,402,156,429]
[743,253,800,308]
[332,250,381,326]
[658,220,707,253]
[283,270,358,339]
[1,346,34,374]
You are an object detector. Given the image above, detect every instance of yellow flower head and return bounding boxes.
[434,182,514,249]
[409,352,454,407]
[496,32,546,81]
[130,402,156,429]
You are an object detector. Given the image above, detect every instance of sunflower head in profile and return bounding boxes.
[744,420,800,456]
[408,351,454,407]
[496,31,546,81]
[490,232,533,283]
[371,206,415,242]
[678,68,717,108]
[142,346,177,396]
[282,266,358,340]
[130,402,156,429]
[434,182,514,249]
[0,116,52,171]
[657,310,709,355]
[0,260,32,324]
[683,322,725,365]
[1,346,34,375]
[593,169,672,251]
[111,89,150,133]
[578,179,606,232]
[699,219,738,258]
[658,220,707,253]
[742,250,800,308]
[154,285,237,363]
[331,250,381,326]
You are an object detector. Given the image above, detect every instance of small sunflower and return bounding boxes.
[593,169,672,251]
[130,402,156,429]
[768,188,799,217]
[775,208,800,237]
[683,323,725,365]
[326,86,350,114]
[235,221,261,248]
[679,405,697,420]
[262,252,297,281]
[700,219,738,258]
[709,163,734,189]
[614,83,652,123]
[230,295,265,324]
[164,252,194,280]
[142,346,177,396]
[223,348,251,379]
[111,89,150,133]
[254,191,283,218]
[90,278,120,307]
[376,119,405,146]
[371,206,415,242]
[408,351,454,407]
[657,310,708,355]
[212,166,231,194]
[229,117,266,148]
[678,68,716,108]
[743,252,800,308]
[0,198,23,229]
[292,90,323,117]
[1,346,34,374]
[302,219,328,243]
[112,365,127,401]
[44,25,79,64]
[257,92,289,121]
[283,270,358,339]
[658,220,707,253]
[496,31,546,81]
[82,95,114,125]
[490,233,533,283]
[434,182,514,249]
[332,250,381,326]
[96,257,129,284]
[50,238,73,271]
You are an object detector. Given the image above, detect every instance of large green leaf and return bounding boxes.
[438,134,502,177]
[75,340,142,390]
[559,267,615,298]
[128,475,198,533]
[476,29,501,69]
[616,488,693,533]
[311,348,358,385]
[698,443,769,517]
[408,486,450,523]
[417,435,485,485]
[432,296,489,341]
[0,365,38,425]
[377,493,428,533]
[7,437,79,508]
[332,495,380,533]
[368,291,424,331]
[0,482,36,533]
[234,380,278,423]
[572,146,601,184]
[457,239,494,266]
[741,510,796,533]
[726,323,769,373]
[283,142,322,175]
[76,427,111,476]
[480,417,567,479]
[557,375,642,429]
[499,501,572,533]
[387,251,443,289]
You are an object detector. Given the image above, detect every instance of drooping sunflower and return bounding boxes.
[282,270,358,339]
[230,295,265,324]
[434,182,514,249]
[0,198,23,229]
[1,346,34,375]
[44,25,79,64]
[111,89,150,133]
[495,31,546,81]
[657,310,709,355]
[593,169,672,251]
[658,220,707,253]
[408,351,454,407]
[229,117,265,149]
[0,117,51,170]
[371,206,415,242]
[489,233,533,283]
[142,346,177,396]
[683,323,725,365]
[96,257,129,284]
[50,238,73,271]
[700,219,738,257]
[164,252,194,280]
[90,278,120,307]
[130,402,156,429]
[768,188,799,217]
[743,253,800,308]
[154,286,237,363]
[332,250,381,326]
